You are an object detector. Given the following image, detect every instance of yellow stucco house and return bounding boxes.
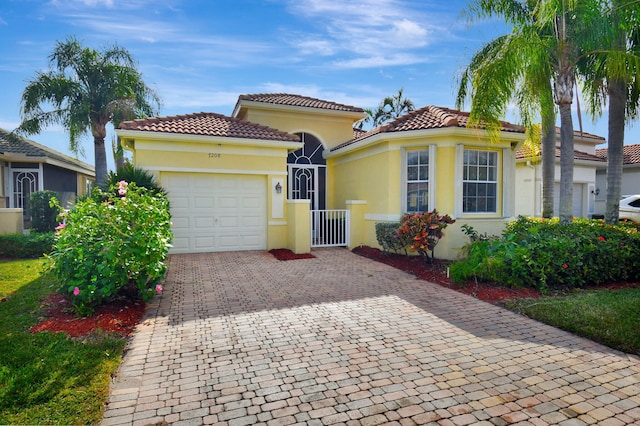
[117,93,526,260]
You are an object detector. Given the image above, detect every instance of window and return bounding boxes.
[463,150,498,213]
[406,150,429,212]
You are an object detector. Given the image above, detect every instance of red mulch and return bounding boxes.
[269,248,316,261]
[352,246,640,303]
[29,293,146,338]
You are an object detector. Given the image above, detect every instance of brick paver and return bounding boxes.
[101,249,640,425]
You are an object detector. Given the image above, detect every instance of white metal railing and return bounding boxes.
[310,210,350,247]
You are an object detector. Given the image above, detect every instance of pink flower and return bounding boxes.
[118,188,127,195]
[73,287,80,296]
[55,223,67,231]
[155,284,163,294]
[562,263,568,269]
[119,180,128,187]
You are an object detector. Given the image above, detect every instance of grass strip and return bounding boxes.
[0,259,126,425]
[504,287,640,355]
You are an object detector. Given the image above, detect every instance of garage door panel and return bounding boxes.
[239,234,264,249]
[194,196,214,208]
[218,196,239,209]
[172,217,190,230]
[170,196,190,209]
[194,236,216,249]
[171,237,190,251]
[162,172,266,253]
[242,216,263,227]
[194,216,215,228]
[218,215,240,228]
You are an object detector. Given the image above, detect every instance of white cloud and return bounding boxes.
[293,39,335,56]
[333,53,428,69]
[49,0,158,9]
[282,0,445,69]
[157,86,241,112]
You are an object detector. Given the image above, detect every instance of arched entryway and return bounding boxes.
[287,132,326,210]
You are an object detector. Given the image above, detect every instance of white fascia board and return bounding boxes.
[116,129,304,152]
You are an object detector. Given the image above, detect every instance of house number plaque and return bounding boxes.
[208,153,221,158]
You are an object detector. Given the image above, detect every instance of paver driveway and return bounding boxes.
[102,248,640,426]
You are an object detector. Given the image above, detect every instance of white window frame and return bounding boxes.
[462,148,499,214]
[401,146,436,213]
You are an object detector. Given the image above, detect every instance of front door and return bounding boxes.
[287,132,326,210]
[12,170,39,218]
[288,164,323,210]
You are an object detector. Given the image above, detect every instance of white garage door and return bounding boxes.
[554,182,584,218]
[162,173,267,253]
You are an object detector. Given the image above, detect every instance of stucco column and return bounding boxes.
[345,200,367,249]
[287,199,311,254]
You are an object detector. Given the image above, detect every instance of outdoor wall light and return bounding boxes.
[275,182,282,194]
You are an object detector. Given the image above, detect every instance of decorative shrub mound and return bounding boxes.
[49,181,172,315]
[0,232,55,259]
[375,222,410,255]
[450,216,640,292]
[375,211,455,261]
[398,210,455,261]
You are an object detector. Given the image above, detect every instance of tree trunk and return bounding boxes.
[94,137,108,188]
[541,108,556,219]
[92,120,108,188]
[605,79,625,223]
[558,102,574,225]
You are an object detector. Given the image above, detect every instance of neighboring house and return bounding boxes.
[117,94,526,260]
[595,144,640,212]
[0,128,95,232]
[515,129,606,219]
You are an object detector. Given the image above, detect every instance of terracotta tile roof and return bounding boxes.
[0,128,95,172]
[558,127,605,142]
[516,146,606,162]
[352,128,367,140]
[237,93,364,113]
[596,144,640,165]
[333,105,525,151]
[118,112,301,142]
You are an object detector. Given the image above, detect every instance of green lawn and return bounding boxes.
[0,259,126,425]
[504,287,640,355]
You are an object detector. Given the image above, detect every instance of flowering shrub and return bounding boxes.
[49,181,172,315]
[450,216,640,292]
[398,210,455,261]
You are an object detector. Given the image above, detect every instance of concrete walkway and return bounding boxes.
[102,248,640,426]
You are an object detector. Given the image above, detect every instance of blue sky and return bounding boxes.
[0,0,632,171]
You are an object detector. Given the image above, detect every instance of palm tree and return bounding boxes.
[579,0,640,224]
[456,9,558,218]
[458,0,601,225]
[16,36,160,187]
[356,88,415,129]
[457,0,558,218]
